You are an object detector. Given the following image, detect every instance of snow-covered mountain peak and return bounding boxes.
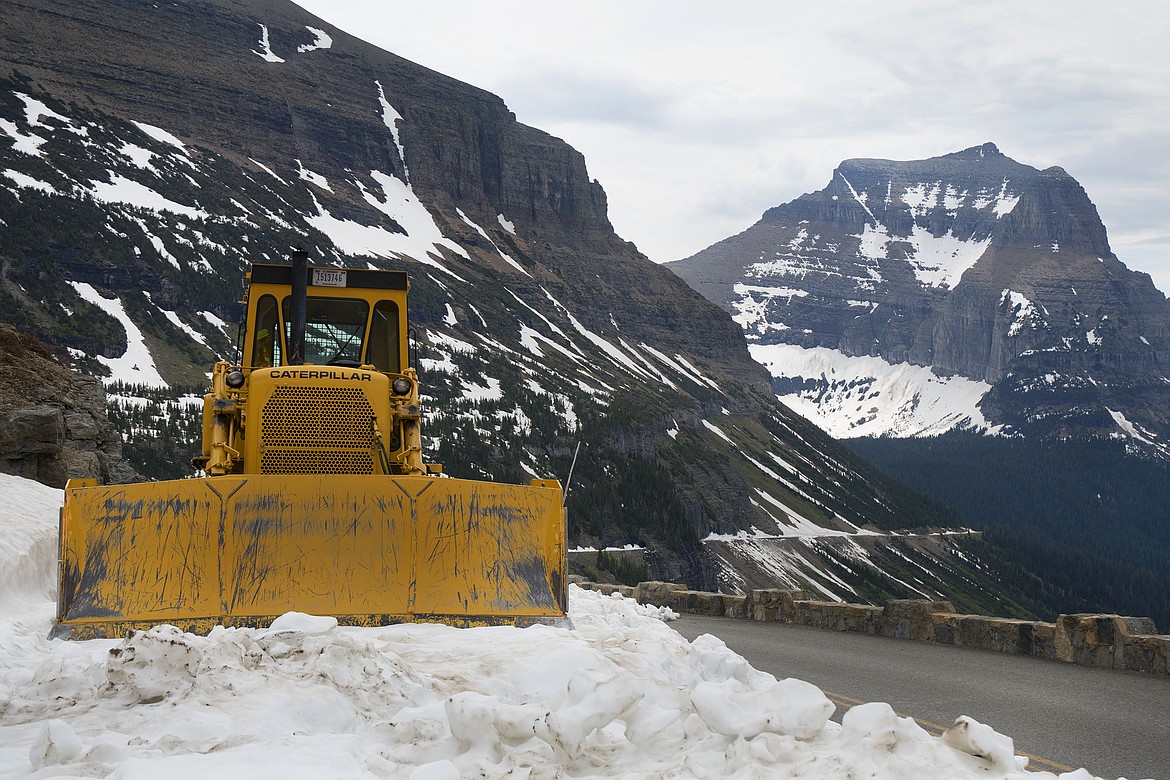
[671,145,1170,449]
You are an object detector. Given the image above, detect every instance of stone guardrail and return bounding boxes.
[571,579,1170,677]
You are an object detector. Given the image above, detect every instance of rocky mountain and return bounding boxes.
[670,143,1170,451]
[670,144,1170,628]
[0,0,1056,616]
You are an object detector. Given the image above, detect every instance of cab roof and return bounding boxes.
[248,263,409,291]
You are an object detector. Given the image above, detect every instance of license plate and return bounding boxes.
[312,269,348,287]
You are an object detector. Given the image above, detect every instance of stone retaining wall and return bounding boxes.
[572,579,1170,677]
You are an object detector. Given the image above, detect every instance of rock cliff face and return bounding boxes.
[670,144,1170,448]
[0,0,757,387]
[0,329,138,486]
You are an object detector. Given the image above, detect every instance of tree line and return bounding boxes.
[848,431,1170,629]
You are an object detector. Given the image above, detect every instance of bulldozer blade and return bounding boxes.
[53,475,567,639]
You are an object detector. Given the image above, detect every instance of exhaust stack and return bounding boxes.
[289,247,308,365]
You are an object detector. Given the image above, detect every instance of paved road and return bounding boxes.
[671,614,1169,780]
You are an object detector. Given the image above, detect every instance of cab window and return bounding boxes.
[366,300,401,372]
[282,297,369,365]
[252,295,281,367]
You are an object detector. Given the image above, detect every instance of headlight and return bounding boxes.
[392,377,413,395]
[225,370,246,388]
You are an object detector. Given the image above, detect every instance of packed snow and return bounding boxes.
[0,473,1102,778]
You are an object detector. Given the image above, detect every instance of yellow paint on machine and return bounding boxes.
[55,475,566,639]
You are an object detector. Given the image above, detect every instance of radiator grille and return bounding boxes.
[260,385,376,474]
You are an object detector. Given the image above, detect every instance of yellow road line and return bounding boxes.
[823,690,1076,774]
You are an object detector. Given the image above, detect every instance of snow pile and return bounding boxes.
[0,473,1096,778]
[0,476,59,610]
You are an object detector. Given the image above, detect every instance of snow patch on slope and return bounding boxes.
[89,175,208,220]
[0,93,78,157]
[903,225,991,289]
[1,170,54,193]
[68,282,168,388]
[144,293,209,347]
[308,172,467,279]
[251,24,284,63]
[374,81,408,182]
[731,283,806,334]
[456,209,530,276]
[751,344,999,438]
[131,121,189,155]
[854,223,989,289]
[1000,290,1047,336]
[1106,408,1167,456]
[297,26,333,52]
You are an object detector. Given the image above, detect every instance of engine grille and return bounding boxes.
[259,385,376,474]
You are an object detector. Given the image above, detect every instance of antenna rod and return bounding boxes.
[563,441,582,508]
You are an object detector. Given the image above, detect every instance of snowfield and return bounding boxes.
[750,343,1001,438]
[0,473,1101,779]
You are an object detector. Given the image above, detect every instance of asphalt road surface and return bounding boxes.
[671,614,1169,779]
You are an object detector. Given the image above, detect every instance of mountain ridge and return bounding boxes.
[1,0,1052,615]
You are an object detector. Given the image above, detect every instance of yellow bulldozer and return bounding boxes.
[53,250,567,639]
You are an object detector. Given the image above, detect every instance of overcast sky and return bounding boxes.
[292,1,1170,291]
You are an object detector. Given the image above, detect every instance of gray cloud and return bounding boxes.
[499,66,675,130]
[294,0,1170,286]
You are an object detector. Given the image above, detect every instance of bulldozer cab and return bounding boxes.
[193,260,428,479]
[53,255,568,639]
[244,265,405,373]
